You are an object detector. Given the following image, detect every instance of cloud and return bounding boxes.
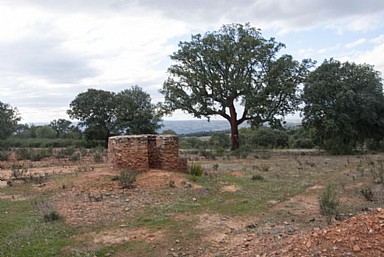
[355,42,384,74]
[345,38,367,49]
[129,0,384,33]
[1,0,384,123]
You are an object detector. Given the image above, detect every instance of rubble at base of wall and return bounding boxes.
[108,135,187,173]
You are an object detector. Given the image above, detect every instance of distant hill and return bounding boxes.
[158,119,301,135]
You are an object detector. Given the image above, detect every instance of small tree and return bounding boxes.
[0,101,20,140]
[67,86,162,142]
[160,23,313,150]
[49,119,72,138]
[67,89,116,142]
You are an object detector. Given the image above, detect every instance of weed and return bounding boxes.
[200,149,216,160]
[360,186,374,201]
[56,146,76,158]
[93,151,103,163]
[259,164,270,172]
[319,182,339,224]
[11,164,28,179]
[119,169,138,189]
[188,163,204,176]
[251,174,265,181]
[372,160,384,183]
[168,180,176,188]
[0,149,10,161]
[43,210,63,222]
[69,152,81,162]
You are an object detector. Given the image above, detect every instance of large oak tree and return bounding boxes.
[302,59,384,154]
[160,23,312,149]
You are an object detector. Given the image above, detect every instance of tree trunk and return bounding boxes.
[229,106,240,150]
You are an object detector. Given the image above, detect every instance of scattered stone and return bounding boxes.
[353,244,361,252]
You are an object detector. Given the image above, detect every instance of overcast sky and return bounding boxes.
[1,0,384,123]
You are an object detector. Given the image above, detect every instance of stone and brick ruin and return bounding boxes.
[108,135,187,172]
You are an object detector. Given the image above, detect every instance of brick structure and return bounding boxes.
[108,135,187,172]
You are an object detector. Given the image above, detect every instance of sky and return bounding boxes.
[1,0,384,124]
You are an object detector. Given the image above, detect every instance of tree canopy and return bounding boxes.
[302,59,384,154]
[67,86,162,142]
[160,23,313,149]
[0,101,20,140]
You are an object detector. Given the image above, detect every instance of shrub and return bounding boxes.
[0,149,10,161]
[93,146,105,163]
[43,211,62,222]
[360,187,374,201]
[188,163,204,176]
[11,165,27,179]
[56,146,76,158]
[319,182,339,224]
[251,174,264,181]
[119,169,138,189]
[69,152,81,162]
[16,148,30,160]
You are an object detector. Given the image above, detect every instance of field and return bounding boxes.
[1,148,384,256]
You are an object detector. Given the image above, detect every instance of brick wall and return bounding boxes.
[108,135,187,172]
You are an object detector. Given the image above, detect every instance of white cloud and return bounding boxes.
[345,38,367,49]
[355,42,384,74]
[1,0,384,123]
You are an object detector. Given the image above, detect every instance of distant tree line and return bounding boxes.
[1,23,383,154]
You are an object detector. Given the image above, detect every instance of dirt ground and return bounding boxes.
[1,151,384,256]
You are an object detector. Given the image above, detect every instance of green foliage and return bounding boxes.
[209,132,230,149]
[179,137,208,149]
[0,137,104,148]
[303,59,384,154]
[93,146,104,163]
[251,174,265,181]
[114,86,162,135]
[43,211,63,222]
[55,146,76,159]
[286,126,314,149]
[319,182,339,224]
[161,129,177,135]
[49,119,72,138]
[160,23,313,149]
[119,169,138,189]
[0,101,20,140]
[67,86,162,142]
[35,125,56,139]
[69,152,81,162]
[188,163,204,176]
[16,148,52,161]
[360,186,374,201]
[0,149,10,161]
[11,164,28,179]
[239,127,290,149]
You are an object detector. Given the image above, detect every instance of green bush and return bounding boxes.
[56,146,76,158]
[69,152,81,162]
[93,146,105,163]
[319,182,339,224]
[119,169,138,189]
[209,132,230,149]
[43,211,62,222]
[251,174,264,181]
[188,163,204,176]
[0,149,10,161]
